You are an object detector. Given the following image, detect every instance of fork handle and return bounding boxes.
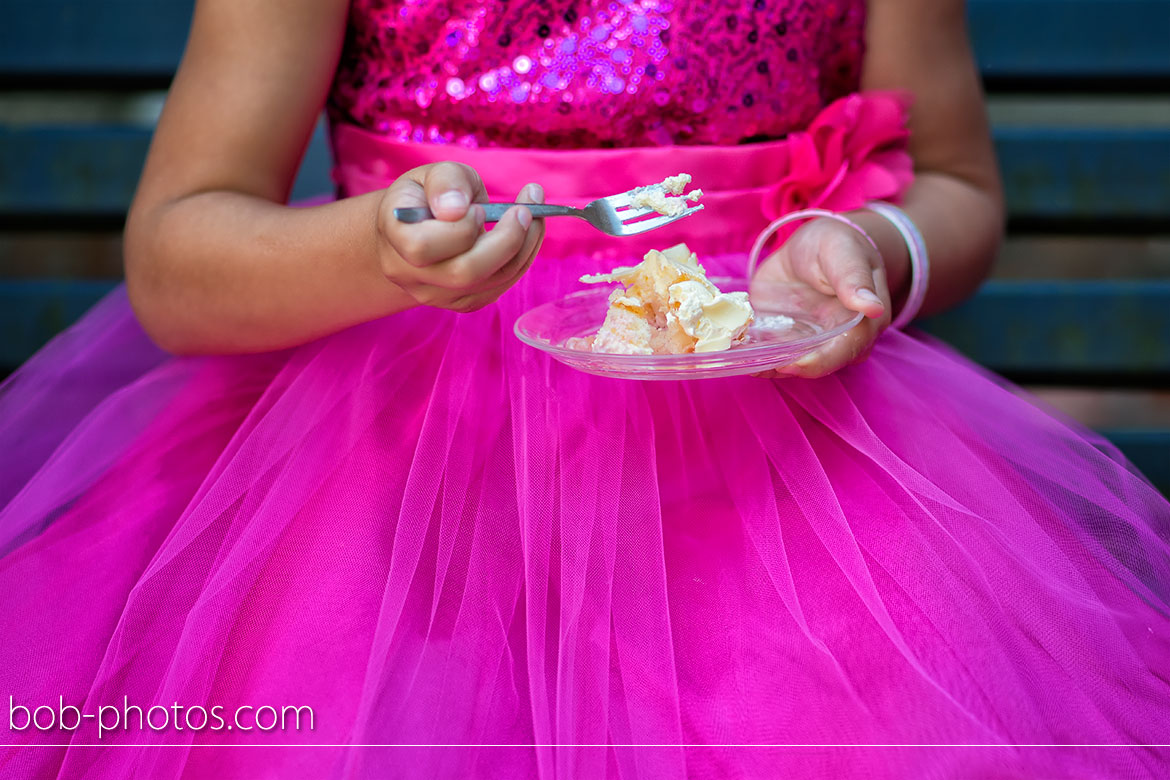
[393,203,580,223]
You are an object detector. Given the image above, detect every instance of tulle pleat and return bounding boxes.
[2,245,1169,779]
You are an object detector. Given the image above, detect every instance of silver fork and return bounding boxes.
[392,192,703,236]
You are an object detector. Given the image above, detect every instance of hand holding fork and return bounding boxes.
[376,162,702,314]
[394,188,703,237]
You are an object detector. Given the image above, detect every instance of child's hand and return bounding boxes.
[751,217,891,379]
[376,162,545,313]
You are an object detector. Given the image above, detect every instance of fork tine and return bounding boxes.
[620,205,705,234]
[603,192,633,208]
[614,205,658,219]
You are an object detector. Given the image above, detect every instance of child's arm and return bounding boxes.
[759,0,1003,378]
[854,0,1004,318]
[124,0,542,355]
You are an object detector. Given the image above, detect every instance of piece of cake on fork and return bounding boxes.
[628,174,704,217]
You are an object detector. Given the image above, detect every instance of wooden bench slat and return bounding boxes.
[3,125,1167,223]
[0,126,150,216]
[0,279,118,369]
[918,280,1170,380]
[0,123,335,218]
[0,1,193,81]
[969,0,1170,79]
[996,128,1170,222]
[1101,430,1170,496]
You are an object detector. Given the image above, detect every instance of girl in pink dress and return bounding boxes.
[2,0,1168,777]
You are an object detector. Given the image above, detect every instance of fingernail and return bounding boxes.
[528,183,545,204]
[856,288,882,306]
[437,191,468,210]
[795,351,819,367]
[516,206,533,229]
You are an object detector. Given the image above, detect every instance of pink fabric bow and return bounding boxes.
[762,91,914,221]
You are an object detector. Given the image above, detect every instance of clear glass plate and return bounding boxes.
[514,277,865,380]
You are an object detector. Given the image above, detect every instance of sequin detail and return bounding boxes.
[329,0,865,148]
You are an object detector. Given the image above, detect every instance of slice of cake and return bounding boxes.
[577,243,754,355]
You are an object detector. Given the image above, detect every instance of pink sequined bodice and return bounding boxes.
[329,0,866,148]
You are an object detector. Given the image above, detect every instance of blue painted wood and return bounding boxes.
[996,129,1170,221]
[0,126,150,216]
[4,125,1165,221]
[1103,431,1170,496]
[295,120,336,203]
[0,279,118,369]
[0,122,335,217]
[0,0,194,78]
[918,281,1170,376]
[969,0,1170,78]
[3,0,1167,80]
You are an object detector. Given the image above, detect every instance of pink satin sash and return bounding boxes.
[329,91,913,263]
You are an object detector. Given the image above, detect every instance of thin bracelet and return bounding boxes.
[865,201,929,330]
[746,208,880,279]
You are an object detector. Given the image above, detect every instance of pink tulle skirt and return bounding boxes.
[2,114,1169,779]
